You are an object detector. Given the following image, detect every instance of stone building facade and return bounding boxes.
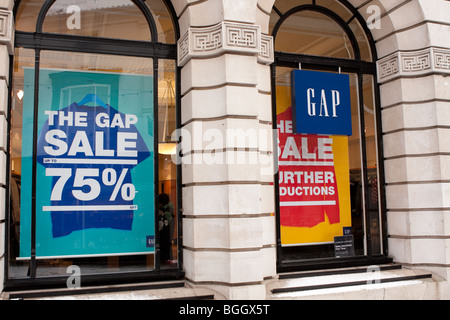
[0,0,450,300]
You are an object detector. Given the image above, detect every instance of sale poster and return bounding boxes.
[20,68,155,258]
[277,83,352,246]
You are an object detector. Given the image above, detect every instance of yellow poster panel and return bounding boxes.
[276,85,352,245]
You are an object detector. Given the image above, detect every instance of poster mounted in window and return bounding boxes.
[277,81,352,246]
[20,68,155,258]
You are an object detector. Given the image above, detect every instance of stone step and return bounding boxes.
[269,264,435,299]
[7,280,215,300]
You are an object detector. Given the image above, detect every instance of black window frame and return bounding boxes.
[271,1,390,272]
[4,0,183,291]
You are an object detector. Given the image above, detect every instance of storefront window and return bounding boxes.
[275,11,355,60]
[8,0,179,286]
[271,0,384,265]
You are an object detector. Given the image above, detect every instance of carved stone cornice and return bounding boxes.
[0,9,13,55]
[377,47,450,83]
[178,21,274,67]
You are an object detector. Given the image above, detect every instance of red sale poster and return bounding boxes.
[277,88,352,245]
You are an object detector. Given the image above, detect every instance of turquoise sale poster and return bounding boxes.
[19,68,155,258]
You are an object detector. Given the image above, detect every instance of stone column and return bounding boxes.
[354,0,450,296]
[173,0,276,299]
[0,0,14,294]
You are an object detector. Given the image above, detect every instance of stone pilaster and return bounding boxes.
[361,0,450,287]
[175,0,276,299]
[0,0,14,294]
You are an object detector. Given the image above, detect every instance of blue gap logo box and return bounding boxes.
[291,69,352,136]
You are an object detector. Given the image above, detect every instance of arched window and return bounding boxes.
[271,0,387,268]
[7,0,180,288]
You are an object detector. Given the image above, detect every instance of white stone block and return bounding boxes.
[384,158,408,183]
[382,131,405,159]
[0,115,6,151]
[181,85,260,124]
[387,0,424,31]
[256,63,271,93]
[381,105,404,133]
[0,0,14,10]
[387,211,408,236]
[388,237,411,264]
[183,216,264,250]
[181,54,258,95]
[257,92,272,123]
[410,211,448,236]
[0,45,8,81]
[181,118,262,153]
[183,184,262,216]
[0,187,5,221]
[181,152,261,184]
[411,239,447,265]
[420,0,450,23]
[261,215,275,246]
[396,24,431,52]
[223,0,256,24]
[261,246,276,278]
[0,151,5,185]
[402,102,437,129]
[0,79,8,118]
[260,184,274,214]
[386,183,448,210]
[183,249,264,284]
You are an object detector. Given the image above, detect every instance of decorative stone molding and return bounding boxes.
[0,9,13,55]
[178,21,274,67]
[377,47,450,83]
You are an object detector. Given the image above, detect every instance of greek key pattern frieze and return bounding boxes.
[378,47,450,83]
[402,52,431,72]
[378,56,399,80]
[178,21,274,66]
[0,10,13,54]
[434,50,450,70]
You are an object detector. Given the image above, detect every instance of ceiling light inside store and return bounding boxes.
[158,142,176,155]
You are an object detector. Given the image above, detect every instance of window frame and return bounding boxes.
[5,0,182,290]
[271,1,389,272]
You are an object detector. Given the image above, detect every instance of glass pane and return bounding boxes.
[275,66,365,260]
[362,74,381,255]
[9,49,164,278]
[275,11,355,59]
[15,0,46,32]
[9,48,35,278]
[349,18,373,62]
[157,59,177,265]
[146,0,176,44]
[316,0,353,22]
[42,0,151,41]
[273,0,312,15]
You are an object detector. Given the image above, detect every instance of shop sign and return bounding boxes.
[20,69,155,258]
[291,70,352,136]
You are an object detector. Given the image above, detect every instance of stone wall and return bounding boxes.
[174,0,277,300]
[0,0,13,294]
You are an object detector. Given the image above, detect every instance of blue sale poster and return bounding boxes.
[20,68,155,258]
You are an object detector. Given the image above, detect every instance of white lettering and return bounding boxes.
[307,88,316,116]
[44,129,68,156]
[331,90,340,117]
[117,132,137,157]
[68,131,94,156]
